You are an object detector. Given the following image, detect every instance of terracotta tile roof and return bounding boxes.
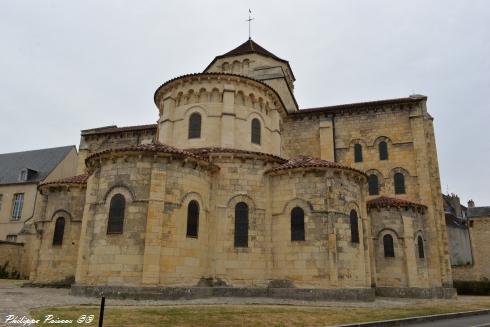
[367,196,427,210]
[204,39,295,80]
[186,147,287,163]
[265,155,366,175]
[81,124,157,136]
[85,143,217,168]
[291,95,427,116]
[39,173,89,187]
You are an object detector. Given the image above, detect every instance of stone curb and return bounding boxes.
[331,309,490,327]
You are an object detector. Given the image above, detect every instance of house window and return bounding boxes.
[383,234,395,257]
[107,194,125,234]
[251,118,261,145]
[368,174,379,195]
[234,202,249,247]
[379,141,388,160]
[20,169,27,181]
[11,193,24,220]
[394,173,406,194]
[186,200,199,238]
[188,113,202,139]
[6,235,17,242]
[0,194,3,211]
[291,207,305,241]
[350,210,360,243]
[354,144,363,162]
[417,236,425,259]
[52,217,65,246]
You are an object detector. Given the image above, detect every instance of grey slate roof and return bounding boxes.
[0,146,75,185]
[468,207,490,218]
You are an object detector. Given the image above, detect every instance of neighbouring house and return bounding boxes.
[0,145,77,277]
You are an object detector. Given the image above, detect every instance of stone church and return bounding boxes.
[27,39,455,300]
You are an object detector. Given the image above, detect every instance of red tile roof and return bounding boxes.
[265,155,366,175]
[39,173,90,187]
[85,143,217,168]
[367,196,427,210]
[81,124,157,136]
[186,147,287,163]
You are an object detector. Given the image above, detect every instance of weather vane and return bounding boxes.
[246,9,254,40]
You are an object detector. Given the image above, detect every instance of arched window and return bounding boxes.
[52,217,65,246]
[394,173,406,194]
[234,202,249,247]
[291,207,305,241]
[186,200,199,238]
[383,234,395,257]
[379,141,388,160]
[251,118,261,145]
[188,113,201,139]
[417,236,425,259]
[107,194,125,234]
[350,210,360,243]
[368,174,379,195]
[354,144,363,162]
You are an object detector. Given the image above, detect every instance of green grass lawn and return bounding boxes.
[30,301,490,327]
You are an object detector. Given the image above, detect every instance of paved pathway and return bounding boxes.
[408,313,490,326]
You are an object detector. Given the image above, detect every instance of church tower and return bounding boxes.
[204,39,299,113]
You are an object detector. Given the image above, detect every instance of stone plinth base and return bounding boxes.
[71,285,375,302]
[375,287,457,299]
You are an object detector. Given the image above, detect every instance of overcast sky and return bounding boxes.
[1,1,489,205]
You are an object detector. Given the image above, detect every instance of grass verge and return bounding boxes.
[30,302,490,327]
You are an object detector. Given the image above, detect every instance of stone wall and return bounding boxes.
[370,207,429,288]
[156,75,283,157]
[0,241,23,277]
[452,217,490,281]
[269,169,368,288]
[31,186,86,283]
[282,99,452,288]
[447,225,473,266]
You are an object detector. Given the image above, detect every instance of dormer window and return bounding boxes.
[20,169,27,181]
[18,168,37,182]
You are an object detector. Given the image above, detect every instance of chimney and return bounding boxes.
[468,200,475,208]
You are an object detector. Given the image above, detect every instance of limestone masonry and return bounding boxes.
[13,39,458,300]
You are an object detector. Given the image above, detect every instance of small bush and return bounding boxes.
[454,280,490,295]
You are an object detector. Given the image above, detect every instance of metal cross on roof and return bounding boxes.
[246,9,254,40]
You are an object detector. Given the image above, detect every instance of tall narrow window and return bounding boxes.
[394,173,406,194]
[417,236,425,259]
[251,118,261,145]
[234,202,249,247]
[188,113,201,139]
[107,194,125,234]
[52,217,65,246]
[186,200,199,238]
[350,210,360,243]
[354,144,363,162]
[368,174,379,195]
[0,194,3,211]
[291,207,305,241]
[379,141,388,160]
[11,193,24,220]
[383,234,395,257]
